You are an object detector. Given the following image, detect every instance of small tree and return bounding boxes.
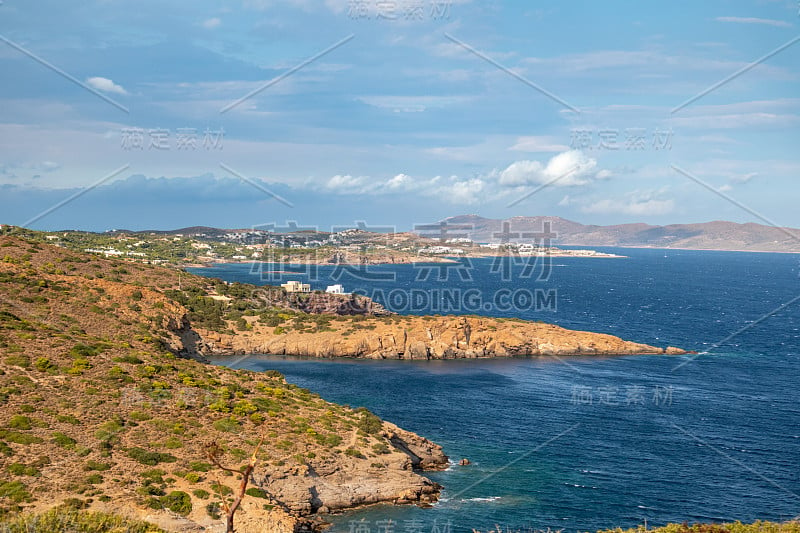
[205,436,265,533]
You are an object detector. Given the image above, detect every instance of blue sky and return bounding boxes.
[0,0,798,231]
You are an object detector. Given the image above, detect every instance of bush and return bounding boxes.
[113,354,143,364]
[344,447,365,459]
[192,488,210,499]
[0,508,169,532]
[206,501,221,519]
[355,408,383,435]
[190,461,212,472]
[84,460,111,471]
[4,355,30,369]
[52,432,77,449]
[0,430,42,445]
[56,414,81,425]
[245,487,269,499]
[184,472,201,483]
[34,357,56,372]
[84,473,103,485]
[0,480,32,503]
[372,442,390,455]
[127,448,177,466]
[6,463,40,476]
[160,491,192,516]
[210,482,232,496]
[213,417,241,433]
[7,416,32,430]
[0,441,13,456]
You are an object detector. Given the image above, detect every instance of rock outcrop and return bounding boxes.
[195,315,685,359]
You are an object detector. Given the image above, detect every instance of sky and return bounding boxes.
[0,0,798,232]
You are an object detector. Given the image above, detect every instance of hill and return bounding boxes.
[0,236,447,532]
[0,236,685,532]
[444,215,800,253]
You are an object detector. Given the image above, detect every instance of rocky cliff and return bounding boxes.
[194,315,685,359]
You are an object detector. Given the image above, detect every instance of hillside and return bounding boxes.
[0,236,687,532]
[444,215,800,253]
[0,236,447,532]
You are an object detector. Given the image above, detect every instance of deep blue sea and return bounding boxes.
[189,248,800,532]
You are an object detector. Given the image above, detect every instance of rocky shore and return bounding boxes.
[188,315,685,360]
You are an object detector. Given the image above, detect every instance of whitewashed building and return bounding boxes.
[325,284,345,294]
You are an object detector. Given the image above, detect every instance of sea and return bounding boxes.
[188,247,800,532]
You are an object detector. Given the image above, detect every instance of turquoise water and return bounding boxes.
[192,248,800,531]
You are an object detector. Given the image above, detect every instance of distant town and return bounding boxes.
[0,225,623,267]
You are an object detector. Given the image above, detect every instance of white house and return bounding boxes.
[325,284,345,294]
[282,280,311,293]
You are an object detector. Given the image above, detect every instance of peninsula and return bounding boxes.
[0,235,684,532]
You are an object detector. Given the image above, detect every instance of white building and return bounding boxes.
[325,284,345,294]
[282,280,311,293]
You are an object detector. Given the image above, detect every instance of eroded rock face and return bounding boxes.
[286,293,392,316]
[196,315,685,360]
[248,424,447,516]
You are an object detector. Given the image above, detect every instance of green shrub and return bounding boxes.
[184,472,201,483]
[212,417,241,433]
[7,416,32,430]
[160,491,191,516]
[128,410,152,422]
[84,460,111,471]
[84,473,103,485]
[4,355,30,369]
[0,441,13,456]
[52,432,77,449]
[34,357,56,372]
[210,482,232,496]
[189,461,212,472]
[371,442,390,455]
[344,447,365,459]
[245,487,269,499]
[0,430,42,445]
[205,501,221,519]
[0,480,32,503]
[0,508,170,532]
[113,354,143,364]
[127,448,177,466]
[192,488,210,499]
[163,437,183,449]
[6,463,40,476]
[355,408,383,435]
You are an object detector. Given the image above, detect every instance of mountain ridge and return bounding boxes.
[442,215,800,253]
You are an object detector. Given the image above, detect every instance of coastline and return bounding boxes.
[185,315,687,360]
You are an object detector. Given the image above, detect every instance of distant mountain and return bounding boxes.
[442,215,800,253]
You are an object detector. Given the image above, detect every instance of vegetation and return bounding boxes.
[0,507,168,532]
[205,437,265,533]
[599,522,800,533]
[0,234,418,527]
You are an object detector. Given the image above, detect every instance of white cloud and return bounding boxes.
[326,174,367,191]
[718,184,733,192]
[557,195,571,206]
[357,95,471,113]
[498,150,598,187]
[582,189,674,216]
[509,136,570,153]
[85,77,127,95]
[715,16,792,28]
[202,17,222,28]
[731,172,757,184]
[387,173,413,189]
[437,178,485,205]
